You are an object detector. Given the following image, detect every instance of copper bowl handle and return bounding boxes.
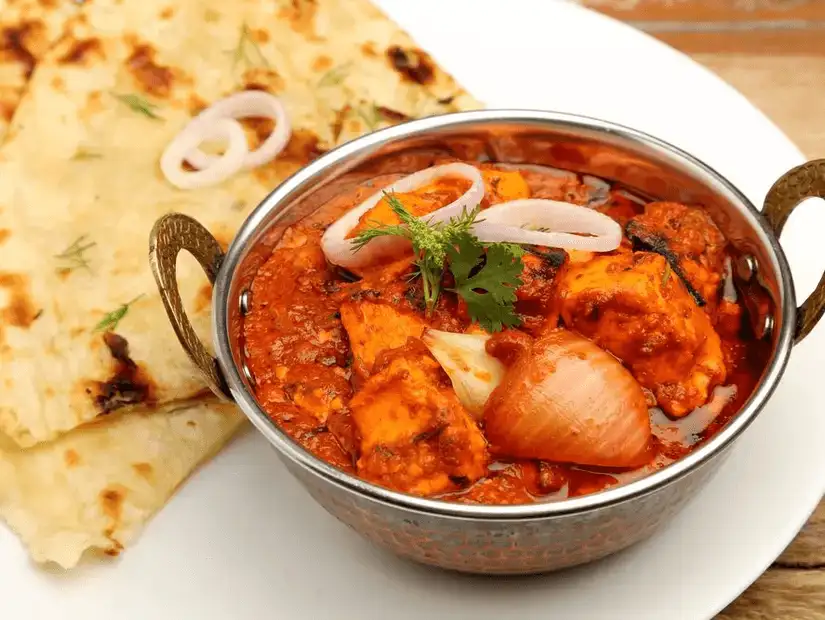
[763,159,825,343]
[149,213,231,399]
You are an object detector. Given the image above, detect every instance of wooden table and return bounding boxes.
[577,2,825,617]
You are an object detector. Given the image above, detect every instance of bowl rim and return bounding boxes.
[213,109,796,520]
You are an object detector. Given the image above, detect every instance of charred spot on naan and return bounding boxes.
[283,128,326,162]
[0,99,16,123]
[253,128,326,185]
[80,90,105,120]
[88,333,155,414]
[0,229,10,244]
[102,515,126,557]
[102,529,124,557]
[243,116,276,151]
[57,37,103,65]
[386,46,435,86]
[64,449,81,468]
[194,283,213,313]
[375,106,410,122]
[312,55,333,72]
[361,41,378,58]
[0,272,37,331]
[187,93,208,115]
[132,462,153,480]
[242,67,285,94]
[278,0,320,40]
[100,485,125,521]
[330,105,350,142]
[125,42,175,98]
[159,6,175,20]
[251,27,270,44]
[0,20,45,79]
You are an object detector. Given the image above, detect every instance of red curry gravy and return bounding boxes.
[241,158,770,505]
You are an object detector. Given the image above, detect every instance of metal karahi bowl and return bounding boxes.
[149,110,825,575]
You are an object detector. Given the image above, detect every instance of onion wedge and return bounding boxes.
[484,330,653,468]
[472,198,622,252]
[183,91,291,171]
[321,163,485,270]
[422,328,653,468]
[421,329,505,420]
[160,118,248,190]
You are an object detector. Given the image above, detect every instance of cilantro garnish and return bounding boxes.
[94,294,144,333]
[111,93,163,120]
[350,193,523,331]
[447,235,524,332]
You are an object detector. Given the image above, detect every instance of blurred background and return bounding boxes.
[576,0,822,157]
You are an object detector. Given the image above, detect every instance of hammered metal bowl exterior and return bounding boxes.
[200,111,805,577]
[280,451,723,574]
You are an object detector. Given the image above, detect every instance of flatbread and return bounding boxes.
[0,400,245,568]
[0,0,482,447]
[270,0,480,145]
[0,0,82,139]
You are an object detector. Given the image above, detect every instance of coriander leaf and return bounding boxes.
[111,92,163,120]
[445,231,484,282]
[71,148,102,160]
[350,192,483,315]
[662,261,672,285]
[355,102,381,131]
[55,234,96,272]
[94,294,144,333]
[231,24,270,70]
[448,238,523,332]
[318,62,353,88]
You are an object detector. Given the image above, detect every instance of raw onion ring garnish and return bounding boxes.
[471,198,622,252]
[160,118,248,190]
[184,91,291,171]
[321,162,485,270]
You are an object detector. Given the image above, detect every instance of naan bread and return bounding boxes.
[0,400,245,568]
[270,0,480,145]
[0,0,481,447]
[0,0,82,139]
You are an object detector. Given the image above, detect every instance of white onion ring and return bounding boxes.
[321,163,485,269]
[160,118,248,190]
[184,91,291,171]
[472,199,622,252]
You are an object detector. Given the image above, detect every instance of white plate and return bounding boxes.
[5,2,825,619]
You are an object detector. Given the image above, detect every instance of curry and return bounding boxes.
[242,157,769,505]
